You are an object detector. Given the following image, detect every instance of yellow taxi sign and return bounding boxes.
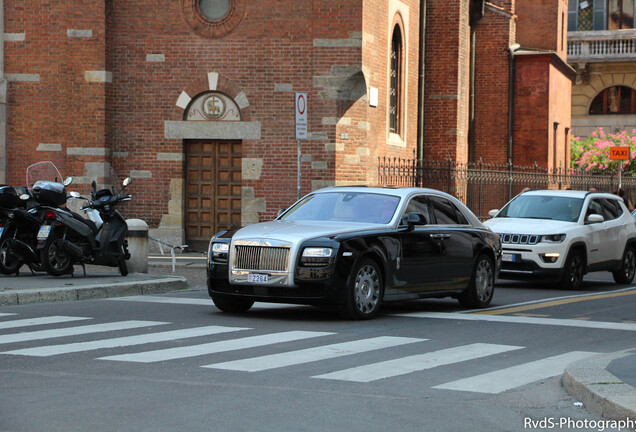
[610,146,630,160]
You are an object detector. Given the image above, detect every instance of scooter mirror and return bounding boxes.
[19,193,30,200]
[63,177,73,186]
[123,178,131,187]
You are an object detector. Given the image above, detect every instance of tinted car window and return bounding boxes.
[586,199,603,218]
[602,198,623,220]
[402,195,431,224]
[430,196,463,225]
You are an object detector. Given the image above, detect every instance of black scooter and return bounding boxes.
[38,178,133,276]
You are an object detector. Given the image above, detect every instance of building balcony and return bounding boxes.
[567,30,636,63]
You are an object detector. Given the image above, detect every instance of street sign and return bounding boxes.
[610,146,630,160]
[295,92,308,140]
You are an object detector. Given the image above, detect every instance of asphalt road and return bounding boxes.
[1,263,635,432]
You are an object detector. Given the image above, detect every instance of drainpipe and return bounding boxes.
[507,43,520,164]
[0,0,6,184]
[417,0,427,162]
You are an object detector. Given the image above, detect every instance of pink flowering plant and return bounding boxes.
[571,128,636,173]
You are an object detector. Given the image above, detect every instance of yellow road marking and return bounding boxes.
[477,289,636,315]
[512,313,550,317]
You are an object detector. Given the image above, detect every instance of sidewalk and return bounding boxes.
[0,253,634,422]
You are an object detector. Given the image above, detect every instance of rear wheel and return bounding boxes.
[458,254,494,308]
[211,294,254,313]
[40,235,73,276]
[118,258,128,276]
[340,257,383,320]
[613,246,636,284]
[560,249,585,290]
[0,224,22,275]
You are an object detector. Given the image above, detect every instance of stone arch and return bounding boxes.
[172,71,253,121]
[574,72,636,116]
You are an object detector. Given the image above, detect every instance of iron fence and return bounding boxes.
[378,157,636,219]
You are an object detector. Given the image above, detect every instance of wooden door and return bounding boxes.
[185,140,242,250]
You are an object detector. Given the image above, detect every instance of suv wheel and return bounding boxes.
[613,246,636,284]
[560,250,584,290]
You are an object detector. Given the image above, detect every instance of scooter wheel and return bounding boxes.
[41,235,74,277]
[118,259,128,276]
[0,228,22,275]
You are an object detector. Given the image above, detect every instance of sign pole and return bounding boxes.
[294,92,308,201]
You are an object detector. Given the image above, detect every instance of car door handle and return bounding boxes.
[430,233,451,240]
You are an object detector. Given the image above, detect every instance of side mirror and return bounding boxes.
[63,177,73,186]
[123,178,131,188]
[488,209,499,218]
[406,212,427,230]
[587,214,604,224]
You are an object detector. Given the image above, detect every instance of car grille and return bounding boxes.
[498,233,540,245]
[234,245,290,271]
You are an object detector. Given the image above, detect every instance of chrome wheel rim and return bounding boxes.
[354,264,380,314]
[475,258,494,303]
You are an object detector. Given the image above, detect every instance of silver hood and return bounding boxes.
[232,220,384,243]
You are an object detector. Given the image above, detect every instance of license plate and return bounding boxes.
[247,273,269,284]
[502,253,519,262]
[37,225,51,241]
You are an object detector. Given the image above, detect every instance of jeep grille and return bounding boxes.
[498,233,540,245]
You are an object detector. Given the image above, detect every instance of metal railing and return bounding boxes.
[378,156,636,219]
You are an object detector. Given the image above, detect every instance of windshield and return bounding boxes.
[280,192,401,224]
[26,161,64,190]
[497,195,584,222]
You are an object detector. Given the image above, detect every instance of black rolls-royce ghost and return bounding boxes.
[207,186,502,319]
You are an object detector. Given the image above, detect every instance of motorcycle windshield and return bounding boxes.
[26,161,64,191]
[91,164,123,198]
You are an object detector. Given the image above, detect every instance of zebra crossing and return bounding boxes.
[0,307,600,394]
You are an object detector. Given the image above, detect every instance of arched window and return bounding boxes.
[589,86,636,114]
[389,25,403,135]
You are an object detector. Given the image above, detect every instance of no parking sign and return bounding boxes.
[295,92,308,140]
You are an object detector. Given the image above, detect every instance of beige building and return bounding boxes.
[568,0,636,139]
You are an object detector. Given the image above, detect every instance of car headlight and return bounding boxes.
[541,234,566,243]
[300,247,333,267]
[210,242,230,262]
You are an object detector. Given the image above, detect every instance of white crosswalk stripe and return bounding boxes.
[313,343,524,382]
[0,316,92,330]
[1,325,249,357]
[108,296,304,310]
[433,351,598,394]
[0,313,16,317]
[392,311,636,331]
[0,320,167,344]
[203,336,426,372]
[98,330,335,363]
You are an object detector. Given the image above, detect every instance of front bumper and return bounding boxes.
[499,242,569,280]
[207,261,346,306]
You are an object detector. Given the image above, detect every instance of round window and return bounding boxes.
[199,0,231,22]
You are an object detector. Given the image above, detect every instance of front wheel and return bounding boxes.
[458,254,495,308]
[340,257,383,320]
[40,235,74,276]
[0,225,22,275]
[560,249,585,290]
[613,246,636,284]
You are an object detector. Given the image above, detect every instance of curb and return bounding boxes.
[563,351,636,420]
[0,276,188,306]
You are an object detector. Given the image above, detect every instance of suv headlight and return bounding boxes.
[210,242,230,263]
[300,247,333,267]
[541,234,566,243]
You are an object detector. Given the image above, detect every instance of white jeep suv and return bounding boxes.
[484,190,636,289]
